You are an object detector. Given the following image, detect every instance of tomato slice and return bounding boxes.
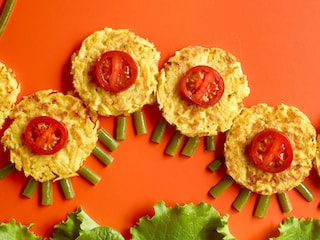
[95,50,138,92]
[24,116,68,155]
[179,65,224,107]
[248,129,293,173]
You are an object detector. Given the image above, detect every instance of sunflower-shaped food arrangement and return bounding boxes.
[153,46,250,156]
[71,27,160,137]
[209,103,317,217]
[1,90,99,205]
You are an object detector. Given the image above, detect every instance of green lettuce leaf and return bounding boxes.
[50,207,99,240]
[270,217,320,240]
[0,219,42,240]
[75,226,125,240]
[130,201,236,240]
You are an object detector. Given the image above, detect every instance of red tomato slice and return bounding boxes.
[248,129,293,173]
[95,50,138,92]
[179,65,224,107]
[24,116,68,155]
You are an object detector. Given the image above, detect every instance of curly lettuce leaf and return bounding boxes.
[50,207,99,240]
[130,201,235,240]
[75,226,125,240]
[270,217,320,240]
[0,219,42,240]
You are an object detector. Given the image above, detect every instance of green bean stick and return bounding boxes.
[115,116,127,141]
[60,178,75,200]
[0,163,15,179]
[233,188,252,212]
[92,145,114,166]
[41,181,53,206]
[207,158,224,173]
[165,131,185,156]
[295,182,314,202]
[78,166,101,185]
[0,0,17,37]
[205,136,216,152]
[277,192,292,213]
[181,136,200,157]
[132,111,147,135]
[150,120,167,144]
[98,128,119,152]
[254,194,272,218]
[22,177,39,198]
[209,175,234,198]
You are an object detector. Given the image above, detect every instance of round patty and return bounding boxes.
[157,46,250,137]
[71,27,160,116]
[1,90,99,182]
[224,103,316,195]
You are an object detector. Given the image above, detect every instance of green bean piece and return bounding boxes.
[277,192,292,213]
[98,128,119,152]
[60,178,75,200]
[115,117,127,141]
[22,178,39,198]
[181,136,200,157]
[208,158,224,172]
[92,145,114,166]
[132,111,147,135]
[254,195,272,218]
[209,175,234,198]
[0,0,16,37]
[232,188,252,212]
[205,136,216,152]
[41,181,53,206]
[150,120,167,144]
[165,131,185,156]
[295,182,314,202]
[0,163,15,179]
[79,166,101,185]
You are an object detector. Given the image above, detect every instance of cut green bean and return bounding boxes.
[0,0,16,37]
[98,128,119,151]
[277,192,292,213]
[22,177,39,198]
[205,136,216,152]
[165,131,185,156]
[0,163,15,179]
[92,145,114,166]
[60,178,75,200]
[232,188,252,212]
[295,182,314,202]
[254,195,272,218]
[41,181,53,206]
[181,136,200,157]
[209,175,234,198]
[208,158,224,172]
[115,117,127,141]
[79,166,101,185]
[150,120,167,144]
[132,111,147,135]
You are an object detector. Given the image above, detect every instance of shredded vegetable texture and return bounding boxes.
[130,201,236,240]
[270,217,320,240]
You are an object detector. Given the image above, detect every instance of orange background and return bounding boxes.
[0,1,320,239]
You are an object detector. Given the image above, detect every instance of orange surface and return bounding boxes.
[0,1,320,239]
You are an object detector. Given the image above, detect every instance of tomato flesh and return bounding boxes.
[95,50,138,92]
[248,129,293,173]
[24,116,68,155]
[179,65,224,107]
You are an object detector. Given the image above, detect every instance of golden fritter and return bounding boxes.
[157,46,250,137]
[71,27,160,116]
[0,61,20,129]
[224,103,316,195]
[1,90,99,182]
